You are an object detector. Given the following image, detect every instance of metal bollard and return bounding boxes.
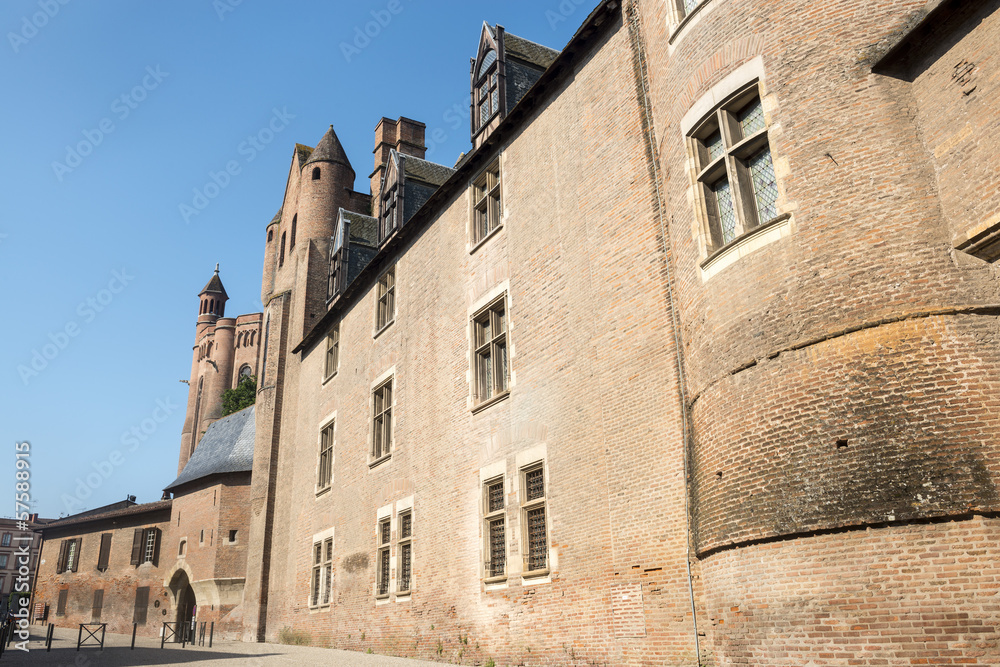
[131,622,137,649]
[209,621,214,648]
[46,623,55,652]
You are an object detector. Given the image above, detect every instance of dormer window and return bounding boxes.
[328,218,348,300]
[378,151,403,245]
[381,181,399,241]
[477,50,500,128]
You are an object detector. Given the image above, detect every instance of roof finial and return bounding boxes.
[215,263,220,274]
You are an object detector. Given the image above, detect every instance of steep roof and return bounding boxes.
[268,210,281,226]
[164,406,255,491]
[295,143,314,165]
[403,154,456,187]
[504,32,560,69]
[199,265,229,299]
[42,499,172,532]
[341,209,378,246]
[304,125,354,173]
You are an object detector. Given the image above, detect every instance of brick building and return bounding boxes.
[36,0,1000,663]
[0,516,45,616]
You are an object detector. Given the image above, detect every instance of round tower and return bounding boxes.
[262,211,280,303]
[298,125,355,245]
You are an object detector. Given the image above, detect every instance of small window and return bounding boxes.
[199,529,204,545]
[291,215,297,248]
[1,533,11,547]
[484,477,506,580]
[371,378,393,462]
[521,464,548,576]
[239,364,253,380]
[376,518,391,597]
[279,232,286,267]
[324,325,339,379]
[178,540,186,557]
[130,528,160,566]
[375,267,395,332]
[312,167,321,180]
[689,84,779,253]
[397,510,412,594]
[267,229,273,242]
[475,50,500,131]
[317,421,334,492]
[310,536,334,607]
[229,530,238,543]
[472,296,509,406]
[56,589,68,616]
[472,159,501,244]
[0,554,8,569]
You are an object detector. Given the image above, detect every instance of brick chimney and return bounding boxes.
[370,117,426,206]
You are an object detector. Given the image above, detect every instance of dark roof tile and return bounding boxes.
[164,406,255,491]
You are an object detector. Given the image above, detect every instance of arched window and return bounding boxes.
[239,364,252,381]
[267,229,273,242]
[219,302,225,317]
[209,299,215,314]
[279,232,286,266]
[207,342,213,357]
[312,167,321,181]
[178,540,186,557]
[249,331,256,346]
[290,215,297,248]
[237,332,243,347]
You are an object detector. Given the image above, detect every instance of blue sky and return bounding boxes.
[0,0,587,518]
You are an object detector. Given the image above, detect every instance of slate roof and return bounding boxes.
[42,500,172,531]
[164,406,255,491]
[504,32,560,69]
[268,210,281,226]
[341,209,378,246]
[295,143,314,165]
[304,125,353,171]
[402,154,456,187]
[199,267,229,299]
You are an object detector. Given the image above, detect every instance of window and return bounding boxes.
[472,159,501,244]
[476,49,500,129]
[397,511,412,594]
[97,533,112,571]
[56,589,68,616]
[199,529,205,545]
[376,518,391,598]
[521,464,548,575]
[178,540,186,557]
[228,530,238,543]
[310,536,334,607]
[0,554,8,569]
[679,0,704,18]
[290,214,297,248]
[689,85,779,252]
[317,421,334,491]
[484,477,506,579]
[91,589,104,621]
[239,364,253,380]
[1,533,10,547]
[267,229,273,242]
[380,181,399,241]
[0,577,5,593]
[133,586,149,625]
[57,538,81,573]
[375,267,395,332]
[371,379,393,461]
[130,528,160,566]
[324,326,339,379]
[312,167,321,181]
[472,296,509,406]
[279,232,286,266]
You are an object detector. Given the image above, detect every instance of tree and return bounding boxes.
[221,375,256,416]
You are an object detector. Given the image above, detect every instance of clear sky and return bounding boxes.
[0,0,588,518]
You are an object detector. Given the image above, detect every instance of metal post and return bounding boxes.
[181,621,186,648]
[100,624,106,650]
[76,624,82,651]
[131,622,137,649]
[208,622,214,648]
[160,623,166,649]
[46,623,54,652]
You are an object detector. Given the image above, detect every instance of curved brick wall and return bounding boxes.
[690,313,1000,553]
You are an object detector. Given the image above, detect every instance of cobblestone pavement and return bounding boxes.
[1,625,446,666]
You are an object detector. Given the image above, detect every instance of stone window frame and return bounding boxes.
[471,294,510,411]
[324,324,339,381]
[520,461,550,579]
[681,60,793,281]
[0,533,10,547]
[369,369,395,468]
[374,265,396,336]
[309,528,334,610]
[0,554,7,570]
[375,516,392,599]
[396,509,412,595]
[316,415,336,495]
[483,475,507,583]
[470,157,502,248]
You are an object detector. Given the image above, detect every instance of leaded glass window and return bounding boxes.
[473,296,508,405]
[521,464,548,575]
[372,379,393,460]
[484,478,506,579]
[472,159,501,243]
[690,84,780,252]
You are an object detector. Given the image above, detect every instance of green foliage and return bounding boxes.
[221,375,256,416]
[278,627,311,646]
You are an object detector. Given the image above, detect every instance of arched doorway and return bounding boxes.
[169,569,196,641]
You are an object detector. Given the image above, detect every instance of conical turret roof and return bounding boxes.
[303,125,353,173]
[199,264,229,299]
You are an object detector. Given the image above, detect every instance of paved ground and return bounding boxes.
[1,625,446,666]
